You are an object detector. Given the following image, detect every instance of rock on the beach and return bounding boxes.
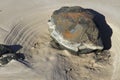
[48,6,103,53]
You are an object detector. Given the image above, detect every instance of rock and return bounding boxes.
[48,6,103,54]
[0,53,16,65]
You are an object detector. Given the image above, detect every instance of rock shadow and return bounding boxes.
[0,44,22,56]
[16,53,31,68]
[4,44,23,53]
[86,9,113,50]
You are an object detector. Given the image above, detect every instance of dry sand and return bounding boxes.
[0,0,120,80]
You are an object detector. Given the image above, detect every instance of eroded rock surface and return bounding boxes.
[48,6,103,53]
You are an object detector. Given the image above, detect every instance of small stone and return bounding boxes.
[0,53,16,65]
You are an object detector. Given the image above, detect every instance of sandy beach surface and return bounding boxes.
[0,0,120,80]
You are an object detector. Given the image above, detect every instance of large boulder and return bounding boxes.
[48,6,103,54]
